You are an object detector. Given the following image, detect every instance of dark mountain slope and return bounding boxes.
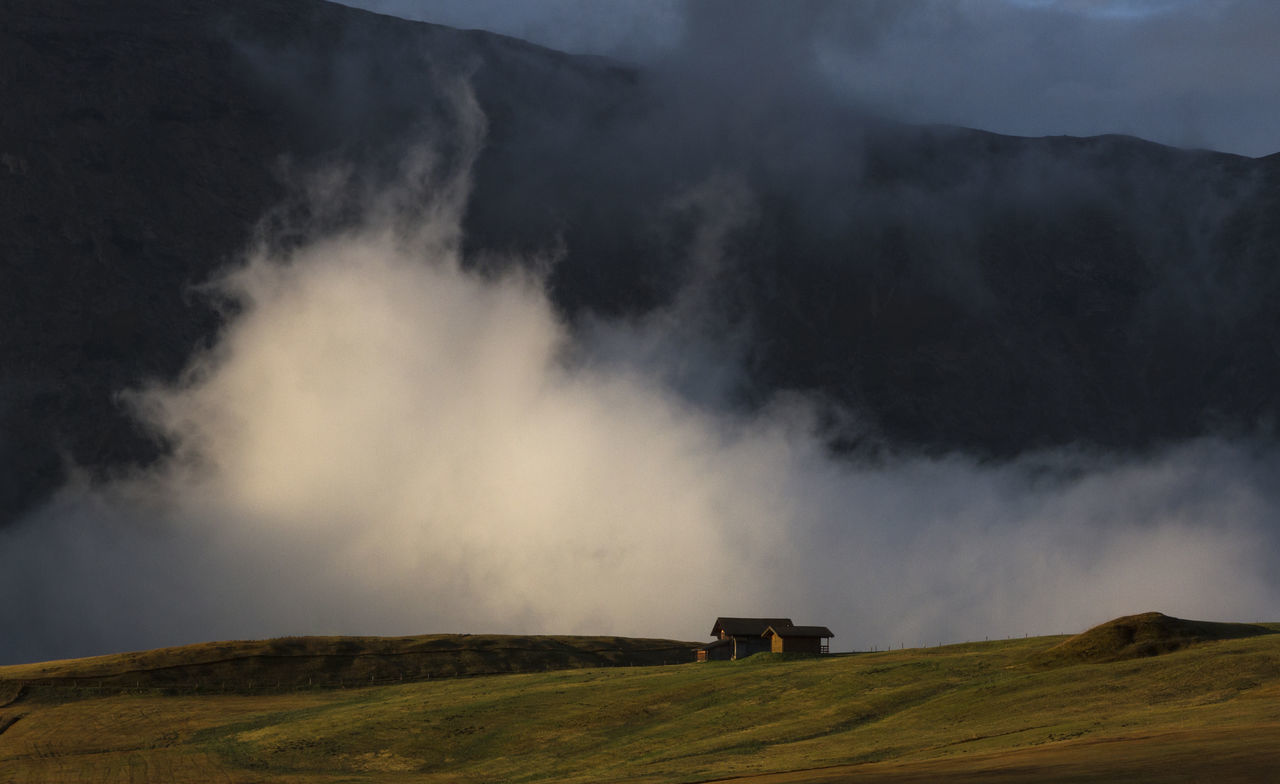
[727,130,1280,455]
[3,0,1279,525]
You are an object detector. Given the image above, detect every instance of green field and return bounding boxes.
[1,614,1278,782]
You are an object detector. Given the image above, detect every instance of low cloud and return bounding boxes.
[334,0,1280,157]
[4,119,1278,664]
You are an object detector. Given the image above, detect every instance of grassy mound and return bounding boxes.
[0,634,697,693]
[1034,612,1274,666]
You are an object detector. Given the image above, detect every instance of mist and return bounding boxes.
[4,108,1278,664]
[335,0,1280,157]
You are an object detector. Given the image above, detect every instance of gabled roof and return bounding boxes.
[762,625,834,639]
[695,638,732,651]
[711,617,794,638]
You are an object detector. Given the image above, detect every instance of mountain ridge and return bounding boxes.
[3,0,1279,526]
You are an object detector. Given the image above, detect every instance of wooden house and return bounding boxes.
[696,617,833,661]
[697,617,792,661]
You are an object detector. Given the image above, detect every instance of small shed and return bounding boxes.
[762,624,834,655]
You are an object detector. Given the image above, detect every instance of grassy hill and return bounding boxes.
[0,634,697,693]
[1033,611,1276,666]
[1,616,1279,782]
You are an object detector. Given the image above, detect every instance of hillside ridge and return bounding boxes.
[0,633,698,693]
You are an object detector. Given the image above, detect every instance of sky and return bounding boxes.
[335,0,1280,158]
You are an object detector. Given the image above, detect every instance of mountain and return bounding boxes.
[3,0,1279,525]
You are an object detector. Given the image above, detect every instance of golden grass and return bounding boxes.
[722,725,1280,783]
[2,620,1279,783]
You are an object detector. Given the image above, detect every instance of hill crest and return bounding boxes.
[0,634,697,693]
[1034,611,1274,666]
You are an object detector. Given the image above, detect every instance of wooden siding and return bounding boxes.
[733,636,771,659]
[697,645,733,662]
[773,635,823,654]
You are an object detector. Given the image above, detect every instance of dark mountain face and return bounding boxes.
[3,0,1279,525]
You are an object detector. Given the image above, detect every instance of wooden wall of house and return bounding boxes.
[776,636,824,655]
[734,636,772,658]
[701,646,732,662]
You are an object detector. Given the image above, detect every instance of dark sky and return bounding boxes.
[335,0,1280,157]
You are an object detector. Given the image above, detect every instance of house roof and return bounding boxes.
[696,638,732,651]
[762,625,834,639]
[711,617,794,637]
